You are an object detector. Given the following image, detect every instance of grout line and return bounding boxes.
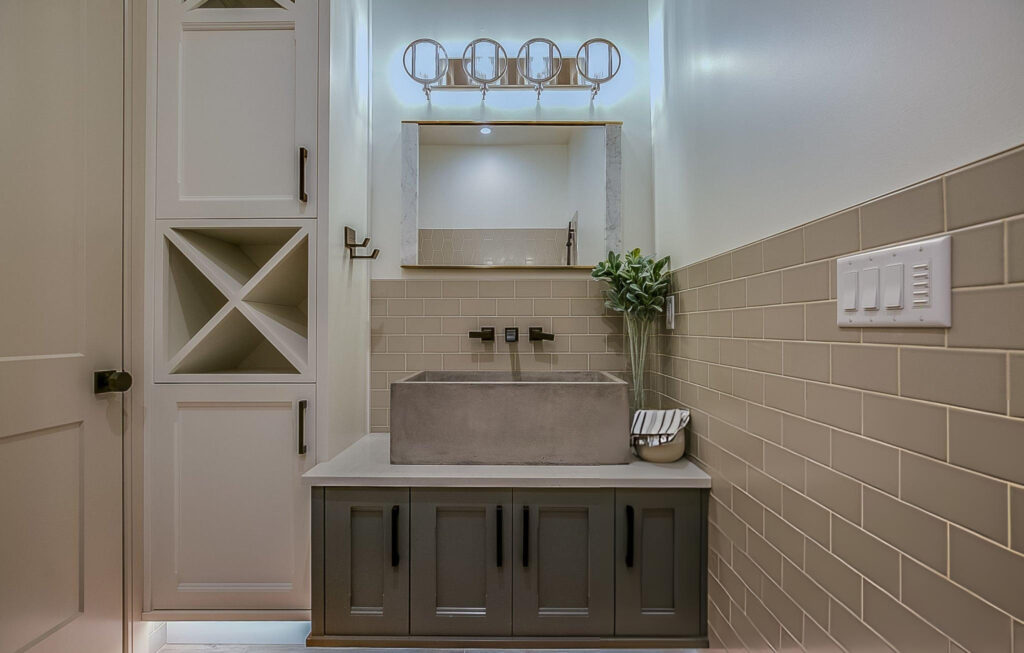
[942,176,949,232]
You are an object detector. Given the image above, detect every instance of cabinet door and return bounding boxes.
[156,0,317,218]
[615,489,706,636]
[410,489,512,636]
[512,489,614,636]
[147,384,316,611]
[323,488,409,635]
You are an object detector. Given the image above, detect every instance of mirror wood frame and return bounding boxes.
[400,120,622,269]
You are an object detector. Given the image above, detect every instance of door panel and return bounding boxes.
[147,384,316,610]
[0,0,124,651]
[156,0,317,218]
[615,489,705,636]
[513,489,614,636]
[410,489,512,636]
[324,488,409,636]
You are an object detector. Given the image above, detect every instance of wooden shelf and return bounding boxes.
[401,264,594,271]
[165,243,228,356]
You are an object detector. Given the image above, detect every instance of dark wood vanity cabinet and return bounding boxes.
[318,488,409,636]
[311,486,708,646]
[513,489,615,636]
[615,489,706,636]
[409,488,513,636]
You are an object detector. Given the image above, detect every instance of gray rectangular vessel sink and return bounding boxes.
[390,370,631,465]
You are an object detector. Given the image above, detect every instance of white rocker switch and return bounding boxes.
[841,270,858,311]
[861,267,880,310]
[884,263,904,309]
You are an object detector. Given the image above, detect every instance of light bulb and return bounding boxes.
[479,127,492,135]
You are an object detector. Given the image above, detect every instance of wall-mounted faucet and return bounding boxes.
[504,327,519,343]
[469,327,495,341]
[529,327,555,342]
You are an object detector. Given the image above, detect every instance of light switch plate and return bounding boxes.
[836,235,951,327]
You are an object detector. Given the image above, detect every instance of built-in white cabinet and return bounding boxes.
[156,0,317,219]
[147,0,323,618]
[147,384,316,612]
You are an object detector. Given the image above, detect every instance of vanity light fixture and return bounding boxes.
[517,37,562,99]
[462,38,507,99]
[402,38,449,100]
[402,37,620,100]
[576,38,621,99]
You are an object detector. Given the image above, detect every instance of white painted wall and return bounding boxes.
[369,0,653,277]
[650,0,1024,266]
[419,144,570,229]
[326,0,371,458]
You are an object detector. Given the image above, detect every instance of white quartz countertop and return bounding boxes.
[304,434,711,488]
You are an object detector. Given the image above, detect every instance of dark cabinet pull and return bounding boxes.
[625,504,635,568]
[522,506,530,567]
[391,505,400,567]
[496,505,503,567]
[297,399,308,455]
[298,146,309,203]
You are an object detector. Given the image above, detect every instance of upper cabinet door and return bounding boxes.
[614,489,707,637]
[513,489,615,636]
[156,0,317,219]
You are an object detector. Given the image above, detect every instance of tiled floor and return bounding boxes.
[158,646,712,653]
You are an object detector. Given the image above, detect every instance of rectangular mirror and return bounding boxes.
[401,121,622,268]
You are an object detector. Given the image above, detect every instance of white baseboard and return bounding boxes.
[146,622,167,653]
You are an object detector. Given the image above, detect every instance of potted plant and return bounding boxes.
[591,249,671,413]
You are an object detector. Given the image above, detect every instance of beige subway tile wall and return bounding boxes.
[651,144,1024,651]
[369,278,626,431]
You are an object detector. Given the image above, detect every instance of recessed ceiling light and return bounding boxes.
[479,127,492,135]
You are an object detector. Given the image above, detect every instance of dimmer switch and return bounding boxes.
[836,235,950,327]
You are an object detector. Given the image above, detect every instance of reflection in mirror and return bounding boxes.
[401,122,622,268]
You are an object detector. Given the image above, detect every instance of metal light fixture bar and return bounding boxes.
[402,37,620,100]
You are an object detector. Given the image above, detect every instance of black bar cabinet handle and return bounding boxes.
[625,505,635,568]
[496,505,503,567]
[299,146,309,203]
[522,506,530,567]
[391,505,400,567]
[297,399,307,455]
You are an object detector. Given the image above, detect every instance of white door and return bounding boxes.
[156,0,318,219]
[147,384,315,613]
[0,2,125,653]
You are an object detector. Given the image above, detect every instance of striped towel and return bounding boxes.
[630,409,690,448]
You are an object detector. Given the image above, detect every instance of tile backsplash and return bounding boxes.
[370,278,628,431]
[651,145,1024,651]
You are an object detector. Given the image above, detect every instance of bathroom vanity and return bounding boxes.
[305,434,711,648]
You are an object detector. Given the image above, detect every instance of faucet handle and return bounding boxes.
[529,327,555,342]
[469,327,495,341]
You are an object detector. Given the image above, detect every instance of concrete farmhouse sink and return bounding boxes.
[389,371,631,465]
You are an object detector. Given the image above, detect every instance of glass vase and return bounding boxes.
[624,313,653,413]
